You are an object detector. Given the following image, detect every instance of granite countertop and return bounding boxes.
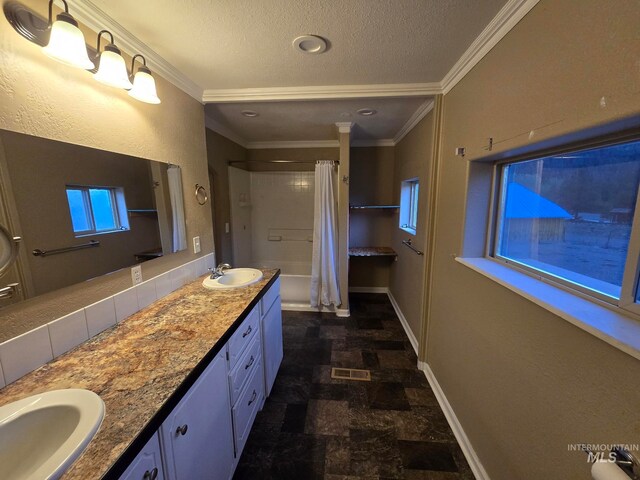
[0,269,279,479]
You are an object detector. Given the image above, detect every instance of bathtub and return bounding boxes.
[251,260,336,312]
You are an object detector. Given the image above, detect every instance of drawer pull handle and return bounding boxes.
[245,355,255,370]
[242,325,252,338]
[248,390,257,406]
[176,424,189,436]
[143,467,158,480]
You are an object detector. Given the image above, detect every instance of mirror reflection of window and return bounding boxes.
[65,186,130,236]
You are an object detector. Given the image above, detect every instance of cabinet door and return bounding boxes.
[119,433,164,480]
[160,350,234,480]
[262,296,283,396]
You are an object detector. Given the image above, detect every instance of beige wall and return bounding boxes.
[349,147,396,288]
[205,129,247,264]
[0,0,211,341]
[427,1,640,479]
[389,113,434,337]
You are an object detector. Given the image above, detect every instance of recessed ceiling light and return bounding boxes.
[357,108,377,116]
[293,35,328,54]
[241,110,259,117]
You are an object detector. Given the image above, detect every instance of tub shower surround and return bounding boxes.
[0,268,279,479]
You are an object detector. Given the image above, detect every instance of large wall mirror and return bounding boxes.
[0,130,187,309]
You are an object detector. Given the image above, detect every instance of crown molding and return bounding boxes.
[204,116,248,148]
[440,0,540,94]
[70,0,203,101]
[393,99,435,145]
[201,83,441,103]
[245,140,339,149]
[351,139,396,148]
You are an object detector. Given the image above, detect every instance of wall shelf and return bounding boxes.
[349,246,397,257]
[350,205,399,210]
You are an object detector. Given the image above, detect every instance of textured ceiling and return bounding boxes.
[205,97,431,143]
[86,0,508,142]
[87,0,508,90]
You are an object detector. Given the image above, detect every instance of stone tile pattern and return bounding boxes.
[0,269,278,480]
[234,293,474,480]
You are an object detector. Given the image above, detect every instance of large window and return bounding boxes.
[400,178,420,235]
[493,137,640,308]
[66,186,129,236]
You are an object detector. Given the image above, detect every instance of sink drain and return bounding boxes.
[331,367,371,381]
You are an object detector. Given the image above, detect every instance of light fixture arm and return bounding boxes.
[96,29,115,53]
[47,0,69,26]
[131,54,147,73]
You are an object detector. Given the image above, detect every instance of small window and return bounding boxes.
[65,186,129,236]
[400,178,420,235]
[493,138,640,303]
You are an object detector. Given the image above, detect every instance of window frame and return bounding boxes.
[400,177,420,235]
[65,185,128,237]
[486,133,640,319]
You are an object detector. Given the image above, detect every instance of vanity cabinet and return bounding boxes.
[160,349,234,480]
[260,277,282,396]
[119,433,165,480]
[118,277,282,480]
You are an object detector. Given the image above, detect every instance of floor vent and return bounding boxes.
[331,367,372,382]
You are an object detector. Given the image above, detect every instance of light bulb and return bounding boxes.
[42,13,94,70]
[128,67,161,104]
[94,45,133,89]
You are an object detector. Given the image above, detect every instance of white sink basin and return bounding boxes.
[0,389,105,480]
[202,268,263,289]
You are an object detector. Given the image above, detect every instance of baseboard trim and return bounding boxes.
[348,286,389,294]
[387,290,419,355]
[336,308,350,317]
[281,303,350,317]
[418,362,490,480]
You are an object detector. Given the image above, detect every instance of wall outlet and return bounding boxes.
[131,265,142,285]
[193,236,201,254]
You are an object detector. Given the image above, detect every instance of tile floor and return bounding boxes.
[234,293,474,480]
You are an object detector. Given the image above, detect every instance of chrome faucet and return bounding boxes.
[209,263,232,279]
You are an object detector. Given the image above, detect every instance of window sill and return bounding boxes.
[456,257,640,361]
[400,227,417,235]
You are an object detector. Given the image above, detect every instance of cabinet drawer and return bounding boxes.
[232,357,264,457]
[228,306,259,370]
[228,334,262,405]
[260,277,280,318]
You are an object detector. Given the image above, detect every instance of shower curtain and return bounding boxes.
[167,165,187,253]
[310,161,341,307]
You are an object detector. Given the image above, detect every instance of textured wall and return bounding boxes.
[0,0,211,340]
[428,1,640,478]
[389,113,434,338]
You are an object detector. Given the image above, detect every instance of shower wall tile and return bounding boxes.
[250,171,316,267]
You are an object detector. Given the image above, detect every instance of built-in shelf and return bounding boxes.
[349,246,397,257]
[128,209,158,218]
[350,205,399,210]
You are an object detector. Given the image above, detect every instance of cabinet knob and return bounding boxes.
[143,467,158,480]
[248,389,257,406]
[176,424,189,436]
[242,325,252,338]
[244,355,255,370]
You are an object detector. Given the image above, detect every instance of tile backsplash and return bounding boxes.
[0,253,215,388]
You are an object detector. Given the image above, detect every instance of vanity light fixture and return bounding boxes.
[128,54,161,104]
[41,0,94,69]
[93,30,133,89]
